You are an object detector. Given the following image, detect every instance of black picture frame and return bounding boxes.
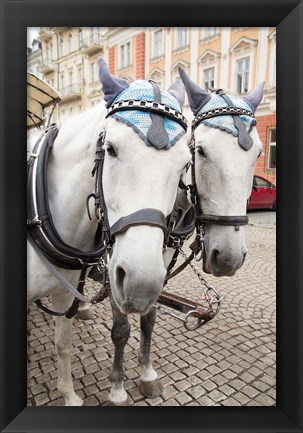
[1,0,302,432]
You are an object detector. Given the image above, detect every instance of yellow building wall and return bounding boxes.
[228,28,260,91]
[265,27,276,88]
[229,27,259,48]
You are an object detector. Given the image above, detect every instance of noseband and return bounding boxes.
[190,89,256,231]
[90,81,188,249]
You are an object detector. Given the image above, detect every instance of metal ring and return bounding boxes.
[184,310,201,331]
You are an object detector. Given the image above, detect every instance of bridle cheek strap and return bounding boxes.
[110,208,168,240]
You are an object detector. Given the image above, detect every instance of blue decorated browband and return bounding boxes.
[106,80,187,150]
[193,93,256,137]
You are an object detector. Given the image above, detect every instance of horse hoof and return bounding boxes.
[64,394,83,406]
[140,379,163,398]
[76,308,93,320]
[106,397,131,406]
[107,388,130,406]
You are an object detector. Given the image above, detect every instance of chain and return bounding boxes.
[178,246,223,309]
[90,256,111,304]
[156,239,223,331]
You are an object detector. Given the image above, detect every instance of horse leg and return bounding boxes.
[76,301,93,320]
[52,293,83,406]
[138,306,163,398]
[108,298,130,405]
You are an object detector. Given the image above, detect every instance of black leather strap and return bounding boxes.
[27,125,106,270]
[219,92,254,151]
[147,81,169,148]
[110,208,168,238]
[197,214,248,226]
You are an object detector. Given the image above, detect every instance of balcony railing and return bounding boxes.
[60,84,81,101]
[80,32,104,55]
[39,58,55,74]
[39,28,52,41]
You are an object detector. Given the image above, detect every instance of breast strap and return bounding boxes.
[27,124,106,270]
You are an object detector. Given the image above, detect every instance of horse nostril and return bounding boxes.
[116,266,126,291]
[211,248,220,266]
[242,252,247,266]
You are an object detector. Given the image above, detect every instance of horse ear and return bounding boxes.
[178,67,211,115]
[243,82,265,112]
[98,58,129,108]
[167,78,185,108]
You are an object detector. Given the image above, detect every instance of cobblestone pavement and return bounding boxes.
[27,210,276,406]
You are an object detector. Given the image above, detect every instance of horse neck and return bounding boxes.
[48,103,106,250]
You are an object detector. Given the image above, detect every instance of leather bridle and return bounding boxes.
[89,81,188,251]
[27,83,188,318]
[189,88,257,231]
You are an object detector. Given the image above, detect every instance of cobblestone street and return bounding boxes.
[27,210,276,407]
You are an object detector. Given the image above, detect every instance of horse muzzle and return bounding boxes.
[111,263,165,314]
[204,245,247,277]
[108,225,167,315]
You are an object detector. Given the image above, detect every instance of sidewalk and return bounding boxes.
[27,211,276,406]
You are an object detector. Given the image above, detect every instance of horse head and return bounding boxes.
[98,59,191,314]
[179,67,264,277]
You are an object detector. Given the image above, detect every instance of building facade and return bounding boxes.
[106,27,276,183]
[27,39,43,79]
[27,26,276,183]
[34,27,106,123]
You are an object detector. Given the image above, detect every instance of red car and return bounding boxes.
[247,175,276,210]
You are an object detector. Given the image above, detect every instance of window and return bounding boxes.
[91,63,96,82]
[268,128,276,170]
[68,33,73,53]
[78,67,82,84]
[59,38,64,57]
[236,57,250,94]
[176,28,187,49]
[204,27,217,38]
[60,74,64,89]
[151,76,163,87]
[154,30,163,58]
[203,67,215,91]
[78,29,83,48]
[120,42,131,68]
[69,71,73,86]
[254,176,272,188]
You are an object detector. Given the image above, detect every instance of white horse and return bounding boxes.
[87,73,265,406]
[27,59,191,406]
[179,68,264,277]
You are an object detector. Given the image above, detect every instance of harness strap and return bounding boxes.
[34,263,89,319]
[27,125,106,269]
[110,208,168,239]
[165,235,202,282]
[29,234,88,303]
[65,263,89,319]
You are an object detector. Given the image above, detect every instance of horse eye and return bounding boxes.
[106,145,117,157]
[196,146,206,158]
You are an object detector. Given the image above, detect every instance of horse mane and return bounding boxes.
[56,101,107,147]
